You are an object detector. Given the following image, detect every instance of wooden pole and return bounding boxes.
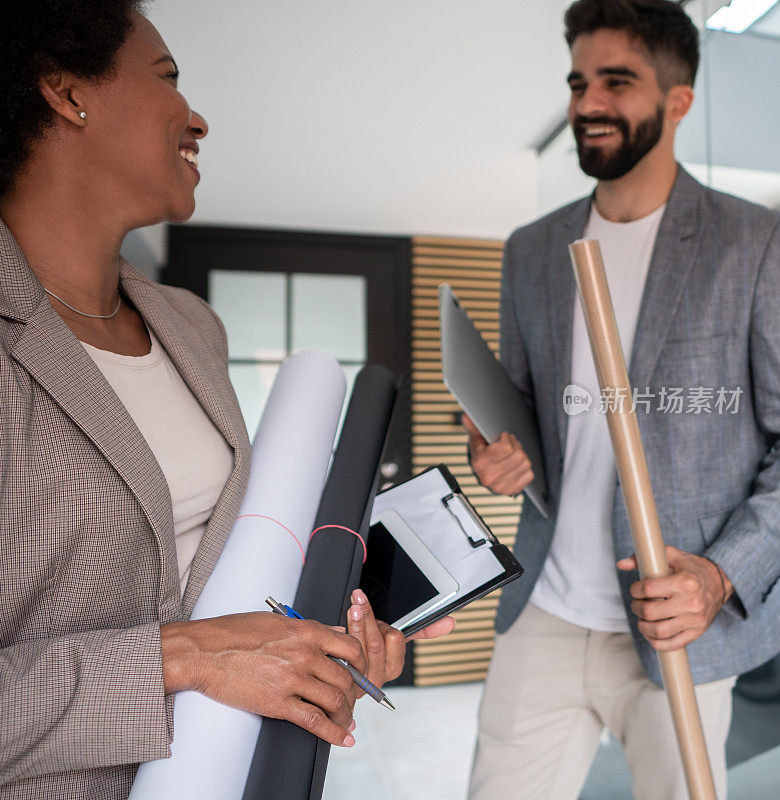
[568,239,717,800]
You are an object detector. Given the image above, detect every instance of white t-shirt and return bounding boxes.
[82,330,234,594]
[529,202,665,632]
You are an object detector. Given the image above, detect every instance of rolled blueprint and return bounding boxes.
[569,240,716,800]
[242,364,398,800]
[130,350,347,800]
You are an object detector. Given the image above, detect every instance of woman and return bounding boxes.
[0,3,452,797]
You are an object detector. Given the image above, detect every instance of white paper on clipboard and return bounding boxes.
[369,466,522,620]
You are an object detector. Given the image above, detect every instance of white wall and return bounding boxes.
[141,0,574,244]
[126,1,780,274]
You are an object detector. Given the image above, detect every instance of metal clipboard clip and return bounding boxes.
[442,492,494,548]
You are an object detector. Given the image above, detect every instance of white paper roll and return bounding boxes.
[130,349,346,800]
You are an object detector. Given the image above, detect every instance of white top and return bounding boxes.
[530,203,665,632]
[82,330,234,594]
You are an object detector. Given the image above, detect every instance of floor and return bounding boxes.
[322,682,780,800]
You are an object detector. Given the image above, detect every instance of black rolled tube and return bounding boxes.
[242,364,397,800]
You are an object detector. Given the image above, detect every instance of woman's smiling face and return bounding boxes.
[81,12,208,226]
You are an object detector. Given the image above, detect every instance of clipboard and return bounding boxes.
[439,283,550,518]
[366,464,523,637]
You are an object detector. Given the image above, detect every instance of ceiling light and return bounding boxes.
[706,0,780,33]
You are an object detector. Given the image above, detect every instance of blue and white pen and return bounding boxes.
[265,596,396,711]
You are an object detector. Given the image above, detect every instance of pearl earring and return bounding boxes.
[79,111,86,120]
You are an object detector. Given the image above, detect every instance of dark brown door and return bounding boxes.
[162,225,412,482]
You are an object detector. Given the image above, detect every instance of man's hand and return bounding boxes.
[463,414,534,496]
[617,545,734,651]
[346,589,455,693]
[160,612,366,747]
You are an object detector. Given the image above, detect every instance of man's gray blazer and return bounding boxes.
[0,220,252,798]
[494,167,780,686]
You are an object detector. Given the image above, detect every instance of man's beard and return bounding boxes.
[573,104,665,181]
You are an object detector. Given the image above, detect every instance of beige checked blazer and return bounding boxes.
[0,220,251,799]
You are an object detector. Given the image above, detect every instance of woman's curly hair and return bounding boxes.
[0,0,145,198]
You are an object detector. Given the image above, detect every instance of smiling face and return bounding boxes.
[567,29,672,181]
[80,12,208,225]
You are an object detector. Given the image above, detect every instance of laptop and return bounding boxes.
[438,283,549,519]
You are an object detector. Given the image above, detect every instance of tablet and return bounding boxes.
[365,465,524,636]
[439,283,549,518]
[360,509,459,630]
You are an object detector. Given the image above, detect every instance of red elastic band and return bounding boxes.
[235,514,305,564]
[309,525,367,564]
[233,516,367,566]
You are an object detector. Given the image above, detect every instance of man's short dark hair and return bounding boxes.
[564,0,699,90]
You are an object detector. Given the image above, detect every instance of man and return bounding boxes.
[466,2,780,799]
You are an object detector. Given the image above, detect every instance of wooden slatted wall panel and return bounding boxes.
[411,235,522,686]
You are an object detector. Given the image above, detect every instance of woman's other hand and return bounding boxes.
[407,616,457,640]
[160,612,366,747]
[346,589,455,693]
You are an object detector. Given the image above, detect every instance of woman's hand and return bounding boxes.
[160,612,366,747]
[346,589,455,692]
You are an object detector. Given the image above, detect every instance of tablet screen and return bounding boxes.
[360,521,438,624]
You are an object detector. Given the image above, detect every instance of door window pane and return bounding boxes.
[291,274,367,361]
[209,270,287,360]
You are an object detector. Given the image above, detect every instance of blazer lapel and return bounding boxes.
[549,198,590,459]
[547,168,704,455]
[119,265,250,617]
[1,218,249,620]
[9,284,180,605]
[628,168,704,388]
